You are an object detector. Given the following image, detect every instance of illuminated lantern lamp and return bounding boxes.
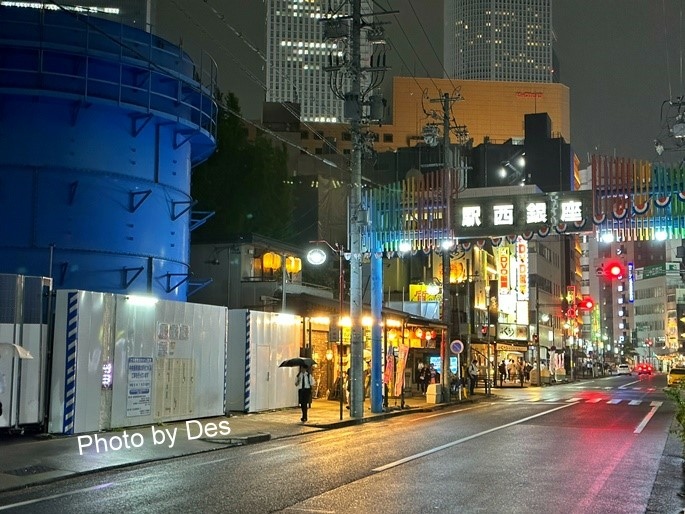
[262,251,282,271]
[430,330,437,339]
[285,256,302,274]
[415,328,423,339]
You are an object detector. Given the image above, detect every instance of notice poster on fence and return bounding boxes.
[394,344,409,397]
[126,357,153,417]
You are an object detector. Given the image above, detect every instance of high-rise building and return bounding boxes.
[265,0,372,123]
[443,0,555,83]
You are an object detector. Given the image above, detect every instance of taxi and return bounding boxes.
[667,367,685,386]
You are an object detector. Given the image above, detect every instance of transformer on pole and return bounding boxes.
[321,1,393,417]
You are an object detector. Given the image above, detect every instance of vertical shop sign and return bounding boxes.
[516,238,529,300]
[497,246,510,291]
[126,357,153,417]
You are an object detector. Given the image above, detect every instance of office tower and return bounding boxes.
[444,0,554,82]
[265,0,372,123]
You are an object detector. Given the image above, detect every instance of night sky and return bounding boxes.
[157,1,685,166]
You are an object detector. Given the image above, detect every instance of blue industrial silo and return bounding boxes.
[0,7,217,301]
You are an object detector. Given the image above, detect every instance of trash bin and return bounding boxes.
[530,369,540,386]
[426,383,442,403]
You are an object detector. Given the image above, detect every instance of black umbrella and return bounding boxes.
[279,357,316,368]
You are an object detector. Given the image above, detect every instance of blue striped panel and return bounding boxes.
[63,292,78,434]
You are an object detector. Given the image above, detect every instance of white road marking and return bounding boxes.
[372,403,577,473]
[618,379,641,390]
[587,398,602,403]
[650,401,663,407]
[0,483,114,511]
[635,404,662,434]
[187,457,231,468]
[628,400,642,406]
[283,508,336,513]
[607,399,622,404]
[249,444,295,455]
[566,398,583,403]
[416,409,464,420]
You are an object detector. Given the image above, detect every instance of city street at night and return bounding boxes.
[3,3,685,514]
[0,375,679,513]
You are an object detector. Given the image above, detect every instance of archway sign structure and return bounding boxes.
[359,157,683,407]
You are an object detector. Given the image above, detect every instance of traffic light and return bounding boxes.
[603,259,626,279]
[481,325,488,336]
[578,296,595,310]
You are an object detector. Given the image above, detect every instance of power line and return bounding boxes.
[376,0,443,95]
[405,0,459,93]
[196,0,347,159]
[167,0,267,90]
[664,0,674,101]
[225,106,341,170]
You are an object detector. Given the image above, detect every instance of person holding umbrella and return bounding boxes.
[295,365,315,422]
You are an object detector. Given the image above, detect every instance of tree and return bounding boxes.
[191,92,294,242]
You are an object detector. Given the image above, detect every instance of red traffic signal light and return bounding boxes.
[578,296,595,310]
[603,259,625,279]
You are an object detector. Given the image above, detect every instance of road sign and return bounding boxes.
[450,339,464,354]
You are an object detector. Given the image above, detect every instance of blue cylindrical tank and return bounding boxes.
[0,7,217,301]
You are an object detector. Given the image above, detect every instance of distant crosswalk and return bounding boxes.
[501,397,663,407]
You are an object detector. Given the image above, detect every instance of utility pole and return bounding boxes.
[347,0,364,420]
[322,1,392,418]
[430,92,461,401]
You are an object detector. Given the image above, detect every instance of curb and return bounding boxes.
[0,431,273,496]
[306,396,484,429]
[201,432,272,445]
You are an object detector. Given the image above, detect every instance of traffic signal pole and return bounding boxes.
[536,285,542,387]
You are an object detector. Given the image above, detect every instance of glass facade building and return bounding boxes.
[266,0,372,123]
[444,0,554,83]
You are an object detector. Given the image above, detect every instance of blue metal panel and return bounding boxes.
[0,7,217,300]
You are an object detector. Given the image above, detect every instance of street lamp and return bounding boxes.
[307,240,345,420]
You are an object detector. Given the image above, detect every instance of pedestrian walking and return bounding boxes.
[468,359,479,395]
[498,360,507,387]
[295,365,315,422]
[418,364,428,394]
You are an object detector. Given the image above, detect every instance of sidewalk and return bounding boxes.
[0,391,477,494]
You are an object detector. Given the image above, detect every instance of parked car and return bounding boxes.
[616,364,631,375]
[668,367,685,386]
[636,363,653,375]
